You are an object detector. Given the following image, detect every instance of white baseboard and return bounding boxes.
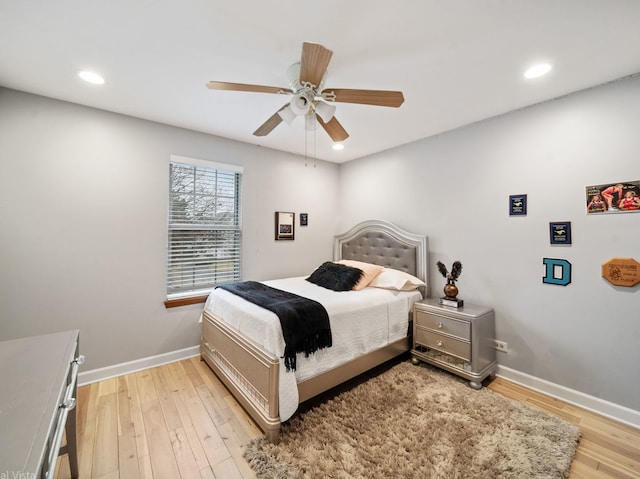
[78,345,200,386]
[497,365,640,430]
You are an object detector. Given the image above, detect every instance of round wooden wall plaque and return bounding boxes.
[601,257,640,287]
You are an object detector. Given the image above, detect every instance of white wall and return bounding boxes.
[338,75,640,411]
[2,77,638,413]
[0,88,340,371]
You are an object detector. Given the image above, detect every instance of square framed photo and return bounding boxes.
[549,221,572,245]
[275,211,295,240]
[509,194,527,216]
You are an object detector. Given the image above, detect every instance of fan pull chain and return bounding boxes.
[303,113,317,167]
[313,117,317,168]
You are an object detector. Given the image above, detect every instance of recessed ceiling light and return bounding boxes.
[78,70,105,85]
[332,143,344,151]
[524,63,552,79]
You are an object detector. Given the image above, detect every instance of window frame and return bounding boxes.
[165,155,243,308]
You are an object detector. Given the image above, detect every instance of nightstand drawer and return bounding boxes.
[415,310,470,340]
[415,328,471,361]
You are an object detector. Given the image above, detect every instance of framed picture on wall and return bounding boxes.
[585,180,640,214]
[275,211,295,240]
[300,213,308,226]
[549,221,572,245]
[509,194,527,216]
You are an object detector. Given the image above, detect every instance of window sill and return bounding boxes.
[164,294,209,309]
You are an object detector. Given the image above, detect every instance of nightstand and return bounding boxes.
[411,299,496,389]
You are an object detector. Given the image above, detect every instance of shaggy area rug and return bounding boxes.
[244,361,580,479]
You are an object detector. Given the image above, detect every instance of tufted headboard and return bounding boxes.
[333,220,428,293]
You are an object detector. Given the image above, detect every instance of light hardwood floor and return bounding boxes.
[54,356,639,479]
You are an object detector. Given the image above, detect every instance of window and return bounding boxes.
[166,155,243,301]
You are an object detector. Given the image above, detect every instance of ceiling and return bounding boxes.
[2,1,640,163]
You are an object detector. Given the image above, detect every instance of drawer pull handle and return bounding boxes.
[436,340,443,347]
[47,359,80,479]
[437,322,443,329]
[63,397,77,411]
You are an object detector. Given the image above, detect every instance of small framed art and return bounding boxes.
[275,211,295,240]
[549,221,572,245]
[509,194,527,216]
[300,213,308,226]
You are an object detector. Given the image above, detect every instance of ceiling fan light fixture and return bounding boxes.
[278,105,297,125]
[286,62,302,91]
[332,143,344,151]
[290,92,313,115]
[314,99,336,123]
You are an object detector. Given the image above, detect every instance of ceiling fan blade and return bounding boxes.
[299,42,333,89]
[323,88,405,107]
[206,81,289,95]
[317,115,349,142]
[253,104,289,137]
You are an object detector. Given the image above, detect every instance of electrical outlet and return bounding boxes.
[494,340,508,352]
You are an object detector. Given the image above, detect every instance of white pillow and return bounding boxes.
[336,259,384,290]
[369,267,425,291]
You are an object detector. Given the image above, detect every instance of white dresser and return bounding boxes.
[0,330,82,479]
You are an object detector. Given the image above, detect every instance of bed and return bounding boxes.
[200,219,428,442]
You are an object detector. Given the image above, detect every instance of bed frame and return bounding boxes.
[200,219,428,442]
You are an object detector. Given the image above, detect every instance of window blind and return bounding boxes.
[167,158,242,298]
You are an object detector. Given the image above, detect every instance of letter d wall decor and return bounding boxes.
[543,258,572,286]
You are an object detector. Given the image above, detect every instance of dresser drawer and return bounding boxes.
[415,310,470,340]
[415,328,471,361]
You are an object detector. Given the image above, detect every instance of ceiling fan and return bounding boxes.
[206,42,404,142]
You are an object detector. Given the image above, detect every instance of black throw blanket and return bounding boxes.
[217,281,332,371]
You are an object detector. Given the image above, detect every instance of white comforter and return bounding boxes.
[203,277,421,420]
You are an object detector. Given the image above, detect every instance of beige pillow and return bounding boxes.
[369,267,425,291]
[336,259,384,290]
